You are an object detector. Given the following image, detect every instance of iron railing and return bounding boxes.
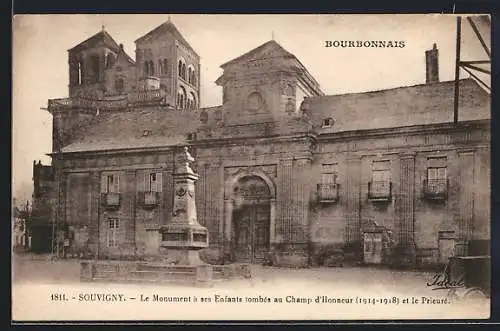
[368,181,392,202]
[423,178,449,200]
[101,192,120,209]
[317,183,339,203]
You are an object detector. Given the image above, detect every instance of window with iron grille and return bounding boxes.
[319,164,339,201]
[426,157,448,196]
[107,218,119,248]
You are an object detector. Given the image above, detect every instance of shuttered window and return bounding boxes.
[138,171,163,192]
[100,173,120,193]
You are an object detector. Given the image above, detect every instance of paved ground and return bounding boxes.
[12,252,434,290]
[12,252,490,321]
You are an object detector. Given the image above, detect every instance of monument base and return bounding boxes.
[163,248,206,266]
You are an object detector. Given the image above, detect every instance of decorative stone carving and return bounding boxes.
[224,165,277,183]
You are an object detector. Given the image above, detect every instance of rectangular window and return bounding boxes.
[144,172,163,192]
[101,173,120,193]
[321,163,338,184]
[107,218,119,248]
[427,157,447,194]
[371,160,391,196]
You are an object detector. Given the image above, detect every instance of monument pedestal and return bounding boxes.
[158,146,209,266]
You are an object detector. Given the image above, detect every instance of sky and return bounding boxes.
[12,14,491,203]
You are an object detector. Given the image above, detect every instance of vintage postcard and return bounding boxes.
[12,14,491,321]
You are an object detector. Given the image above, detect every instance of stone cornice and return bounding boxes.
[317,119,490,143]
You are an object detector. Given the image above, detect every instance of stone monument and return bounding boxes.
[159,146,209,265]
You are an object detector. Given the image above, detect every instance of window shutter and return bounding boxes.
[100,174,107,193]
[115,174,120,193]
[156,172,163,192]
[150,173,157,192]
[438,167,447,179]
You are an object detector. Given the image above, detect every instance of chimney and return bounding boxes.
[425,43,439,84]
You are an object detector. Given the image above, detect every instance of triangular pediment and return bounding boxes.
[220,40,295,68]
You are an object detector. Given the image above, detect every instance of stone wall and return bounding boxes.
[311,121,491,268]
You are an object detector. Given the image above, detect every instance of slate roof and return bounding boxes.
[308,78,490,133]
[135,21,199,57]
[62,106,221,153]
[68,29,122,53]
[217,40,322,94]
[60,79,489,154]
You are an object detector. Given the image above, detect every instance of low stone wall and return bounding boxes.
[80,260,253,286]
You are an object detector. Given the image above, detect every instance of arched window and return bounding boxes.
[89,55,100,83]
[187,66,195,85]
[189,92,197,109]
[77,62,83,85]
[115,78,125,92]
[177,86,187,109]
[178,59,183,78]
[163,59,168,75]
[182,63,186,80]
[158,59,163,76]
[148,60,155,76]
[144,61,149,76]
[191,72,196,86]
[106,53,115,69]
[186,92,196,110]
[285,98,295,113]
[285,84,295,97]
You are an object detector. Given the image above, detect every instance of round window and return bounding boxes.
[247,92,263,111]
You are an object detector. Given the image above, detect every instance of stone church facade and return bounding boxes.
[44,20,491,268]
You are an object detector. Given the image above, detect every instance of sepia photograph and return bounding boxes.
[12,14,491,321]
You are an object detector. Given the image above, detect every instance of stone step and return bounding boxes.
[92,277,202,285]
[137,265,197,272]
[129,270,196,278]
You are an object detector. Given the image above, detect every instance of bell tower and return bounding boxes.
[68,26,123,99]
[134,19,201,109]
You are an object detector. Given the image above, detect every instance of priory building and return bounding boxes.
[38,20,491,267]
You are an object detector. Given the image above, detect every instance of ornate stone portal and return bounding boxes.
[159,146,209,265]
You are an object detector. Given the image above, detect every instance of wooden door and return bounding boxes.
[233,204,270,263]
[364,232,383,264]
[252,205,270,263]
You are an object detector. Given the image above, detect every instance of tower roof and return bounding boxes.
[135,20,199,58]
[68,28,122,53]
[220,40,295,68]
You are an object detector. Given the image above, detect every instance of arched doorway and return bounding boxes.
[231,175,272,263]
